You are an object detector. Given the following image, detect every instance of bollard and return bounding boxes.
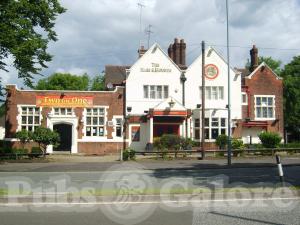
[276,155,284,183]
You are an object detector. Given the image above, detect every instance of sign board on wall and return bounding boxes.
[205,64,219,80]
[36,96,93,107]
[131,126,140,142]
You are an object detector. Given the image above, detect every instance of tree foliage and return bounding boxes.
[0,103,5,117]
[32,127,59,156]
[281,56,300,138]
[90,75,105,91]
[0,0,66,87]
[35,73,90,90]
[16,129,32,149]
[258,56,282,75]
[246,56,282,75]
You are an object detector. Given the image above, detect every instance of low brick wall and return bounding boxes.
[78,142,124,155]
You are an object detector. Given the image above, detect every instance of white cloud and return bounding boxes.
[1,0,300,88]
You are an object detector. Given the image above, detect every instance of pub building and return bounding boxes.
[4,39,284,154]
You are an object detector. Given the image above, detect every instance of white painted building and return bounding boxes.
[125,42,242,150]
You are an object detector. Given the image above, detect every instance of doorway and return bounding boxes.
[153,124,180,137]
[53,123,72,151]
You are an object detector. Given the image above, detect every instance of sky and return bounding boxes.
[1,0,300,89]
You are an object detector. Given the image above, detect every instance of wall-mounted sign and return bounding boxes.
[205,64,219,80]
[140,63,172,73]
[36,96,93,107]
[131,126,140,142]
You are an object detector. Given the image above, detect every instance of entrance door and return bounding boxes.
[153,124,180,137]
[53,124,72,151]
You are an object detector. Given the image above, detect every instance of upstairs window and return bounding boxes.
[53,108,73,115]
[143,85,169,99]
[199,86,224,100]
[255,96,275,119]
[20,107,41,131]
[242,92,248,105]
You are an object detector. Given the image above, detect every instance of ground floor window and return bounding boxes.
[20,106,41,131]
[205,117,226,140]
[85,107,105,137]
[116,118,122,137]
[194,117,226,140]
[194,119,200,140]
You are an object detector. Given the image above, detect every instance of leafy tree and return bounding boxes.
[90,75,105,91]
[15,129,32,150]
[0,78,4,101]
[246,56,282,75]
[0,0,66,88]
[35,73,90,90]
[0,103,5,117]
[32,127,59,156]
[281,56,300,139]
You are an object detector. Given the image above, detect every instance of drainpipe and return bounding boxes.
[180,72,187,137]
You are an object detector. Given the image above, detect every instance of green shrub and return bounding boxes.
[231,138,245,157]
[216,134,228,149]
[258,131,282,148]
[122,148,135,161]
[16,129,32,149]
[159,134,182,150]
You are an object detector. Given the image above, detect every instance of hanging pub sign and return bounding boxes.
[36,96,93,107]
[205,64,219,80]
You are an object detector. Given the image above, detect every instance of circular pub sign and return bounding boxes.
[205,64,219,80]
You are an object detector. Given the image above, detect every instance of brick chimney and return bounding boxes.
[173,38,180,65]
[168,44,173,60]
[167,38,187,69]
[180,39,186,67]
[250,45,258,72]
[138,45,147,58]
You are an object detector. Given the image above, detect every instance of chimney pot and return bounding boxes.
[138,45,147,58]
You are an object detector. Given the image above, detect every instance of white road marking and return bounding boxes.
[0,197,299,206]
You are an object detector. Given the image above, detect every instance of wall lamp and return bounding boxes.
[127,106,132,112]
[168,99,175,108]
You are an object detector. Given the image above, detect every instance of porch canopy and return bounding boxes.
[147,97,192,140]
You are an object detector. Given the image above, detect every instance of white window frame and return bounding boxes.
[254,95,275,120]
[143,85,169,99]
[52,107,74,116]
[17,105,42,132]
[241,92,248,105]
[83,106,108,138]
[199,86,224,100]
[194,118,200,140]
[204,117,227,141]
[112,116,123,139]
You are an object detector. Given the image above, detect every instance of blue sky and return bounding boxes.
[1,0,300,88]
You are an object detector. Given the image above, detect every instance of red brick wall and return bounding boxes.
[78,142,123,155]
[242,65,284,136]
[5,85,124,139]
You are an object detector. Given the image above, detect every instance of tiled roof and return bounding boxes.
[104,65,131,87]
